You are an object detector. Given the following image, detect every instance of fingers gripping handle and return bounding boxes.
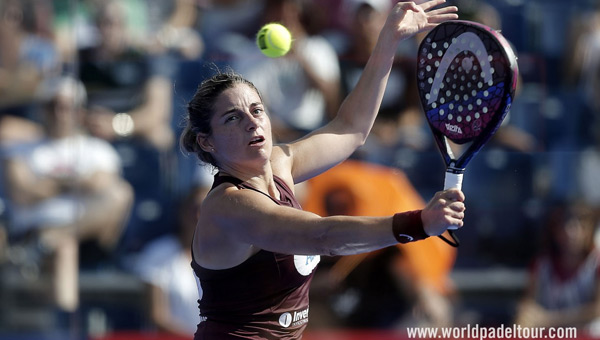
[438,169,463,247]
[443,170,463,231]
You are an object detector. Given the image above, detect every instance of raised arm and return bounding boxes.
[283,0,458,183]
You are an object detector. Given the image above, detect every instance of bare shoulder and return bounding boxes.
[193,183,261,269]
[199,183,266,224]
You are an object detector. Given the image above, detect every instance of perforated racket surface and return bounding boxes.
[416,20,518,246]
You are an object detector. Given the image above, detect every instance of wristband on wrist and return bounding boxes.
[392,210,428,244]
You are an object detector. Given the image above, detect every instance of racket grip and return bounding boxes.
[443,171,463,190]
[443,170,463,231]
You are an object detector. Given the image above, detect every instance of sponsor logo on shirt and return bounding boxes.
[279,312,292,328]
[279,307,309,328]
[293,255,320,276]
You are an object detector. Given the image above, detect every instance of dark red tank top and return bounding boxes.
[191,174,320,340]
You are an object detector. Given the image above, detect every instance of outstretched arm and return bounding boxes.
[196,184,465,269]
[282,0,458,183]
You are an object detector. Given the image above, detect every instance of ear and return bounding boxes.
[196,133,215,153]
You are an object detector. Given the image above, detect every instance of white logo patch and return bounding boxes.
[279,312,292,328]
[293,255,320,276]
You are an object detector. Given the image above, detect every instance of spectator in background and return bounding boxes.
[336,0,431,166]
[124,166,212,336]
[562,9,600,150]
[577,121,600,208]
[126,171,211,337]
[515,201,600,334]
[233,0,341,142]
[144,0,204,60]
[197,0,266,59]
[0,0,59,143]
[76,0,181,253]
[564,9,600,116]
[77,0,174,151]
[2,76,133,312]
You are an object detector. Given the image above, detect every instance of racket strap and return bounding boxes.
[438,230,460,247]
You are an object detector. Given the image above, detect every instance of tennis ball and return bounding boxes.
[256,23,292,58]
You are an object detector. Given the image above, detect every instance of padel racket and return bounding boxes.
[416,20,519,247]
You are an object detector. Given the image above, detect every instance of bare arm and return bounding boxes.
[284,0,458,183]
[195,184,465,268]
[86,76,174,150]
[4,157,122,205]
[206,187,397,257]
[4,158,61,205]
[147,284,193,337]
[128,76,173,147]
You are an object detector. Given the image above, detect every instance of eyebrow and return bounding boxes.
[221,108,237,117]
[219,102,263,117]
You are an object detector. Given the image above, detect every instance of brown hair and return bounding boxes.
[180,70,263,166]
[543,200,600,257]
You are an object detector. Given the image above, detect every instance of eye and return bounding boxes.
[252,106,264,115]
[224,114,239,123]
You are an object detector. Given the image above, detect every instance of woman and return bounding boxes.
[515,201,600,332]
[181,1,463,338]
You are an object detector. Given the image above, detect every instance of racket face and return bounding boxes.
[417,21,518,148]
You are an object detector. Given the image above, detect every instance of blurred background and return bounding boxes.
[1,0,600,339]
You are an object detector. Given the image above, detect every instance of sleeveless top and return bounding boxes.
[533,248,600,311]
[191,174,320,340]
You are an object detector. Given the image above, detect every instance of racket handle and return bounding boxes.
[443,170,463,231]
[443,171,463,190]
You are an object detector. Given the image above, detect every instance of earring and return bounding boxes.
[211,148,215,152]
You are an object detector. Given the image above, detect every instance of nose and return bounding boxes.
[246,114,260,131]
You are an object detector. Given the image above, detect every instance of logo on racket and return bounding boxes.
[418,28,509,144]
[445,123,463,134]
[427,32,493,106]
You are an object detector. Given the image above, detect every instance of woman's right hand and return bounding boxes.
[421,188,466,236]
[381,0,458,45]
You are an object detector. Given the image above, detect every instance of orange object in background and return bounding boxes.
[302,160,456,295]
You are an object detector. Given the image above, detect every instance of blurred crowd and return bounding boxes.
[1,0,600,339]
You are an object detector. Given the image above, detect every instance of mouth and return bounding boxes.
[248,135,266,146]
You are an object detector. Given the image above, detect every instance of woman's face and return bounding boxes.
[205,83,272,171]
[553,211,595,256]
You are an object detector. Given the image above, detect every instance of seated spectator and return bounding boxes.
[0,0,59,143]
[2,76,133,312]
[125,167,212,337]
[515,201,600,334]
[75,0,181,254]
[77,0,174,151]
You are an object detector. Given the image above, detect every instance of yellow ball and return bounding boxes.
[256,23,292,58]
